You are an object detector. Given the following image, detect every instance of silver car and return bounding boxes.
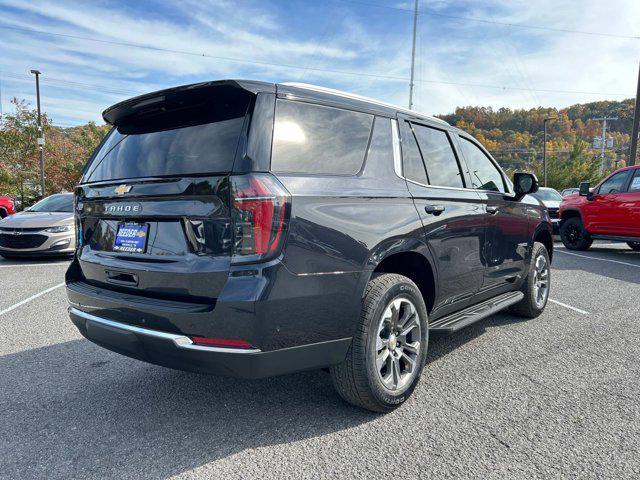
[0,193,75,258]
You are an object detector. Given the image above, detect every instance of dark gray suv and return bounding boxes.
[66,80,553,412]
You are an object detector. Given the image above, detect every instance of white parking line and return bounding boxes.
[548,298,590,315]
[0,262,70,269]
[556,249,640,269]
[0,283,65,316]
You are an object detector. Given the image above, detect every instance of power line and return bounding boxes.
[2,72,139,97]
[331,0,640,40]
[0,25,633,98]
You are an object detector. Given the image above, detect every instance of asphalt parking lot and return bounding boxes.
[2,244,640,479]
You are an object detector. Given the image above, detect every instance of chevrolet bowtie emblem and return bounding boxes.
[114,185,132,195]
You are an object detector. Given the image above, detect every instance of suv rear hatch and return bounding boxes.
[74,83,252,303]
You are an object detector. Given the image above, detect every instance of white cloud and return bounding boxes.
[0,0,637,124]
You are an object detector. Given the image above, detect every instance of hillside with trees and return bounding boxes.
[0,97,637,207]
[438,99,636,190]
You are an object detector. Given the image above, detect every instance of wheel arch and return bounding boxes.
[560,208,583,224]
[359,238,437,314]
[533,225,553,262]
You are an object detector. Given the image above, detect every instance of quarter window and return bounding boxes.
[598,170,631,194]
[412,124,464,188]
[458,137,506,193]
[271,100,373,175]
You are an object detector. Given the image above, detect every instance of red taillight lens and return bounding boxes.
[230,174,290,264]
[190,336,255,349]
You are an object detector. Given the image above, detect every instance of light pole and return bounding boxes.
[542,116,556,187]
[30,69,45,198]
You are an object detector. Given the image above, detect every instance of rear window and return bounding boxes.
[84,88,251,182]
[271,99,373,175]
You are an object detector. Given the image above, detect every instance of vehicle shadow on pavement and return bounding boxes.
[1,339,379,479]
[553,246,640,285]
[1,311,527,479]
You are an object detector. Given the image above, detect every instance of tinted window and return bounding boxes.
[29,194,73,213]
[85,92,250,182]
[400,121,428,185]
[364,117,393,171]
[599,170,631,194]
[459,137,505,192]
[629,169,640,192]
[271,100,373,175]
[412,124,464,188]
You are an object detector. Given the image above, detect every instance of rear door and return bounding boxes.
[455,134,530,295]
[398,117,486,315]
[621,169,640,237]
[75,85,252,302]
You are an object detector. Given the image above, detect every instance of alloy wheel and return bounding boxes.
[533,254,549,309]
[565,224,582,247]
[375,297,421,392]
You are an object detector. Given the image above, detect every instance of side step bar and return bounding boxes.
[429,291,524,333]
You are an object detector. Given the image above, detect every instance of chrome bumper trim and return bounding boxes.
[68,306,261,354]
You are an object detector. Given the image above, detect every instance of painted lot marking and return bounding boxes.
[548,298,590,315]
[556,249,640,269]
[0,262,69,269]
[0,283,65,316]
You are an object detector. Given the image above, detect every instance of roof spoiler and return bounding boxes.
[102,80,274,126]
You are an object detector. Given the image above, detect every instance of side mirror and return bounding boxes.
[579,181,594,200]
[513,172,538,200]
[579,182,590,196]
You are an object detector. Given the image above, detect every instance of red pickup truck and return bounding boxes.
[559,165,640,251]
[0,196,15,218]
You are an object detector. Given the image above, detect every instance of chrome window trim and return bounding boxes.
[391,119,403,179]
[68,307,261,354]
[403,176,516,197]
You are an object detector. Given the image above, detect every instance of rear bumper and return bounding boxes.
[69,306,350,378]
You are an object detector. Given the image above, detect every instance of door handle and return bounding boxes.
[424,204,446,216]
[486,205,499,215]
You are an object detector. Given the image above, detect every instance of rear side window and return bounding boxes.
[85,89,251,182]
[412,124,464,188]
[271,100,373,175]
[399,121,429,185]
[629,169,640,192]
[458,137,506,193]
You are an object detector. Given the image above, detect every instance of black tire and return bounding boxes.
[511,242,551,319]
[560,217,592,251]
[330,273,429,413]
[0,208,7,219]
[627,242,640,251]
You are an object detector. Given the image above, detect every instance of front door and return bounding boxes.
[582,169,632,234]
[455,135,529,296]
[398,118,486,315]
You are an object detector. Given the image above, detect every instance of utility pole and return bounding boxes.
[593,116,617,174]
[630,60,640,166]
[30,69,45,198]
[408,0,418,110]
[543,116,556,187]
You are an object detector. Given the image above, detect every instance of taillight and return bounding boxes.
[230,173,290,264]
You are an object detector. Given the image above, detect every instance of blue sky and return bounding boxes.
[0,0,638,126]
